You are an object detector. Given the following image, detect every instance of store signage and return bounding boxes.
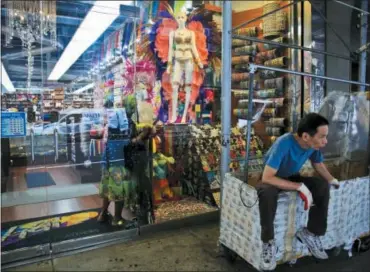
[1,112,26,138]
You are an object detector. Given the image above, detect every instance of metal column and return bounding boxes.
[220,0,232,198]
[359,0,368,91]
[243,65,257,183]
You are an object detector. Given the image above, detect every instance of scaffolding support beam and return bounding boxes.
[248,63,370,87]
[333,0,370,16]
[220,0,232,194]
[232,34,356,61]
[359,0,368,91]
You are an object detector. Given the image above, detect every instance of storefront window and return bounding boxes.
[1,0,224,264]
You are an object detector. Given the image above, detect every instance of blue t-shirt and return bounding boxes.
[264,133,323,178]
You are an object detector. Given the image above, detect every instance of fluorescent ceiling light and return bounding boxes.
[48,1,133,81]
[73,83,95,94]
[1,60,15,93]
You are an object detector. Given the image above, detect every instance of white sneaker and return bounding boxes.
[260,240,277,271]
[296,228,328,260]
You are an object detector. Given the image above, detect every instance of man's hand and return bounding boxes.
[329,178,340,189]
[297,183,313,210]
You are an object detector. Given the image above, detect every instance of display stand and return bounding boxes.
[219,1,370,271]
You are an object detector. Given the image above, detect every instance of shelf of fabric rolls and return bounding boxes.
[230,2,292,152]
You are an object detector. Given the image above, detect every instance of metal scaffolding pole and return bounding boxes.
[333,0,370,16]
[243,66,257,183]
[359,0,368,92]
[220,0,232,196]
[248,63,370,87]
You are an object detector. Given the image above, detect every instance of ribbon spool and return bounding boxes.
[263,2,287,38]
[239,80,259,90]
[232,39,251,47]
[232,72,249,82]
[264,56,288,68]
[232,56,251,65]
[264,36,287,50]
[265,117,289,127]
[255,48,281,64]
[233,108,249,118]
[234,64,250,70]
[264,77,285,91]
[235,26,257,36]
[266,98,286,108]
[234,44,257,55]
[233,90,249,99]
[256,89,281,99]
[259,70,277,79]
[263,108,277,117]
[237,100,250,108]
[266,126,284,136]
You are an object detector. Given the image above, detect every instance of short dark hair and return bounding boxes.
[297,113,329,137]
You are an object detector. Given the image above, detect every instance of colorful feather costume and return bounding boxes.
[137,3,221,123]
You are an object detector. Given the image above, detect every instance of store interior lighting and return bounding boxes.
[1,60,16,93]
[48,1,133,81]
[73,83,95,94]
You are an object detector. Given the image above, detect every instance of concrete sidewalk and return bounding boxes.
[4,223,370,271]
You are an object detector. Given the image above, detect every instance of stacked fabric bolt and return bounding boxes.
[255,48,281,64]
[232,72,250,82]
[234,44,257,56]
[264,77,285,91]
[259,70,278,80]
[237,80,259,90]
[233,90,249,99]
[235,26,258,36]
[264,56,288,67]
[256,89,281,99]
[265,117,289,127]
[232,56,251,65]
[232,39,251,47]
[263,36,286,50]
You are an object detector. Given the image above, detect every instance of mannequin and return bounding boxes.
[166,12,204,123]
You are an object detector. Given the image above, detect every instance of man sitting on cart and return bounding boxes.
[257,113,340,271]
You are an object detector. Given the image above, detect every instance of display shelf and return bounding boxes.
[42,88,65,112]
[231,2,292,151]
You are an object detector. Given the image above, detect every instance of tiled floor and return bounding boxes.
[4,223,370,272]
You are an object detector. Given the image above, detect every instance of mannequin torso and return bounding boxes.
[174,29,193,61]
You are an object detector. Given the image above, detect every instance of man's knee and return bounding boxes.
[304,176,330,198]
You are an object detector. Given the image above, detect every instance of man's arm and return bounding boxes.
[312,162,335,182]
[262,165,301,191]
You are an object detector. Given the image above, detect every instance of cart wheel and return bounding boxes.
[221,244,237,263]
